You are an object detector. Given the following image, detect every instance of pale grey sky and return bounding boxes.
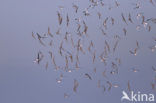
[0,0,156,103]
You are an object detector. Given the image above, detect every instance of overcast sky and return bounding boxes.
[0,0,156,103]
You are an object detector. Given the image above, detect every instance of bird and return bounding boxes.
[97,12,101,19]
[73,79,79,93]
[85,73,92,80]
[128,13,133,23]
[123,28,127,36]
[113,40,119,52]
[121,13,128,25]
[152,66,156,72]
[57,11,62,25]
[48,27,53,38]
[127,81,131,92]
[66,14,69,27]
[129,48,138,56]
[103,17,108,29]
[72,4,78,13]
[115,1,120,7]
[107,81,112,91]
[32,32,36,39]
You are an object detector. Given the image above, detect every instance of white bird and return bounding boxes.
[121,91,131,101]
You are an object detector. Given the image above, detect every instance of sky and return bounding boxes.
[0,0,156,103]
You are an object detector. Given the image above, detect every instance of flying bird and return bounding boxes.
[121,13,128,25]
[73,79,79,93]
[73,4,79,13]
[85,73,92,80]
[57,11,62,25]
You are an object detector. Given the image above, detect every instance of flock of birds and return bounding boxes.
[32,0,156,99]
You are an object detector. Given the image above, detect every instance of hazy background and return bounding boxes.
[0,0,156,103]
